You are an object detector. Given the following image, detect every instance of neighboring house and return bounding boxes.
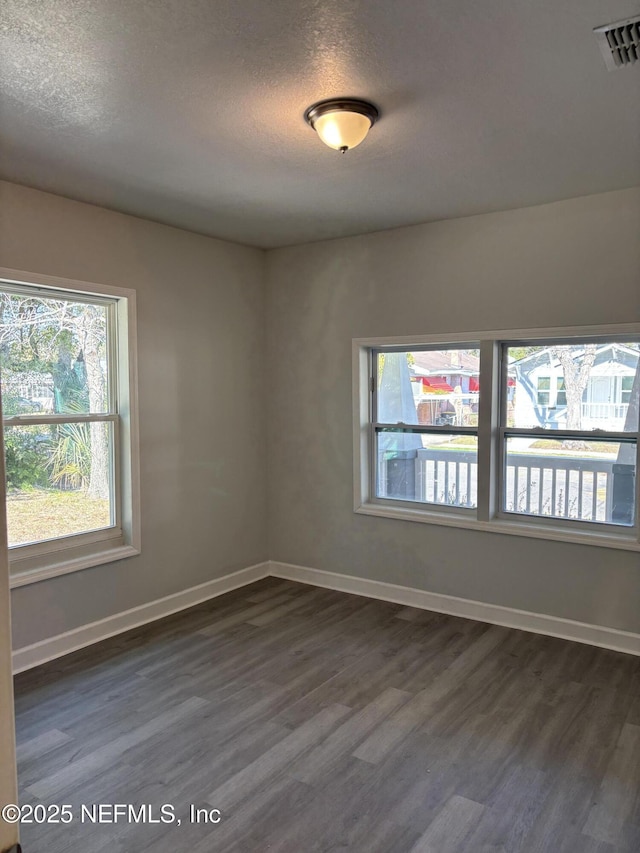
[409,350,479,426]
[510,343,639,431]
[2,370,54,412]
[410,349,479,394]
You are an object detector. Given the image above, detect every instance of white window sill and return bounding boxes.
[355,502,640,552]
[9,543,140,588]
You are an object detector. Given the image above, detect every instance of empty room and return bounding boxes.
[1,1,640,852]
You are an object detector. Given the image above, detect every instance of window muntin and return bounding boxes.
[0,284,121,552]
[374,348,480,510]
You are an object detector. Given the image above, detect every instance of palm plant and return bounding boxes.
[47,421,92,491]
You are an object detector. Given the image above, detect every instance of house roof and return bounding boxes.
[411,350,479,377]
[510,342,640,372]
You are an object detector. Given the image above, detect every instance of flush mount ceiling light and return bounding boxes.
[304,98,379,153]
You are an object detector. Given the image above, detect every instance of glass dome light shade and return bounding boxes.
[313,110,372,151]
[305,98,379,152]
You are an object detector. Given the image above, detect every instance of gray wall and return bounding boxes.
[266,187,640,634]
[0,181,267,649]
[2,180,640,651]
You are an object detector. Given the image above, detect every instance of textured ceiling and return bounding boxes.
[1,0,639,248]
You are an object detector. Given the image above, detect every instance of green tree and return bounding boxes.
[0,293,108,497]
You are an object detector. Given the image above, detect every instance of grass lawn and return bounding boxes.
[6,488,110,547]
[529,439,619,453]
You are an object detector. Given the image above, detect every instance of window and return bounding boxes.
[354,327,640,551]
[374,348,479,509]
[537,377,550,407]
[502,343,637,527]
[0,269,140,586]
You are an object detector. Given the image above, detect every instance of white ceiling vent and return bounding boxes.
[594,16,640,69]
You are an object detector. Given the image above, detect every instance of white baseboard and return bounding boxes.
[12,562,269,673]
[269,560,640,657]
[13,558,640,672]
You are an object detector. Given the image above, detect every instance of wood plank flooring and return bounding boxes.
[13,578,640,852]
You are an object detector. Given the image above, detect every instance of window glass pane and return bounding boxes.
[507,343,640,432]
[4,422,114,546]
[377,349,480,427]
[537,378,550,406]
[556,377,567,407]
[377,431,477,508]
[503,436,635,526]
[622,375,634,405]
[0,291,110,415]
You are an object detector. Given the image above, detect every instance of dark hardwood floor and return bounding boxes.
[13,578,640,852]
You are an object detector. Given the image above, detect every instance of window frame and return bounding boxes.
[0,268,141,587]
[371,343,480,513]
[496,338,638,534]
[353,325,640,552]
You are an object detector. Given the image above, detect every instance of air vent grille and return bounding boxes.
[594,16,640,69]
